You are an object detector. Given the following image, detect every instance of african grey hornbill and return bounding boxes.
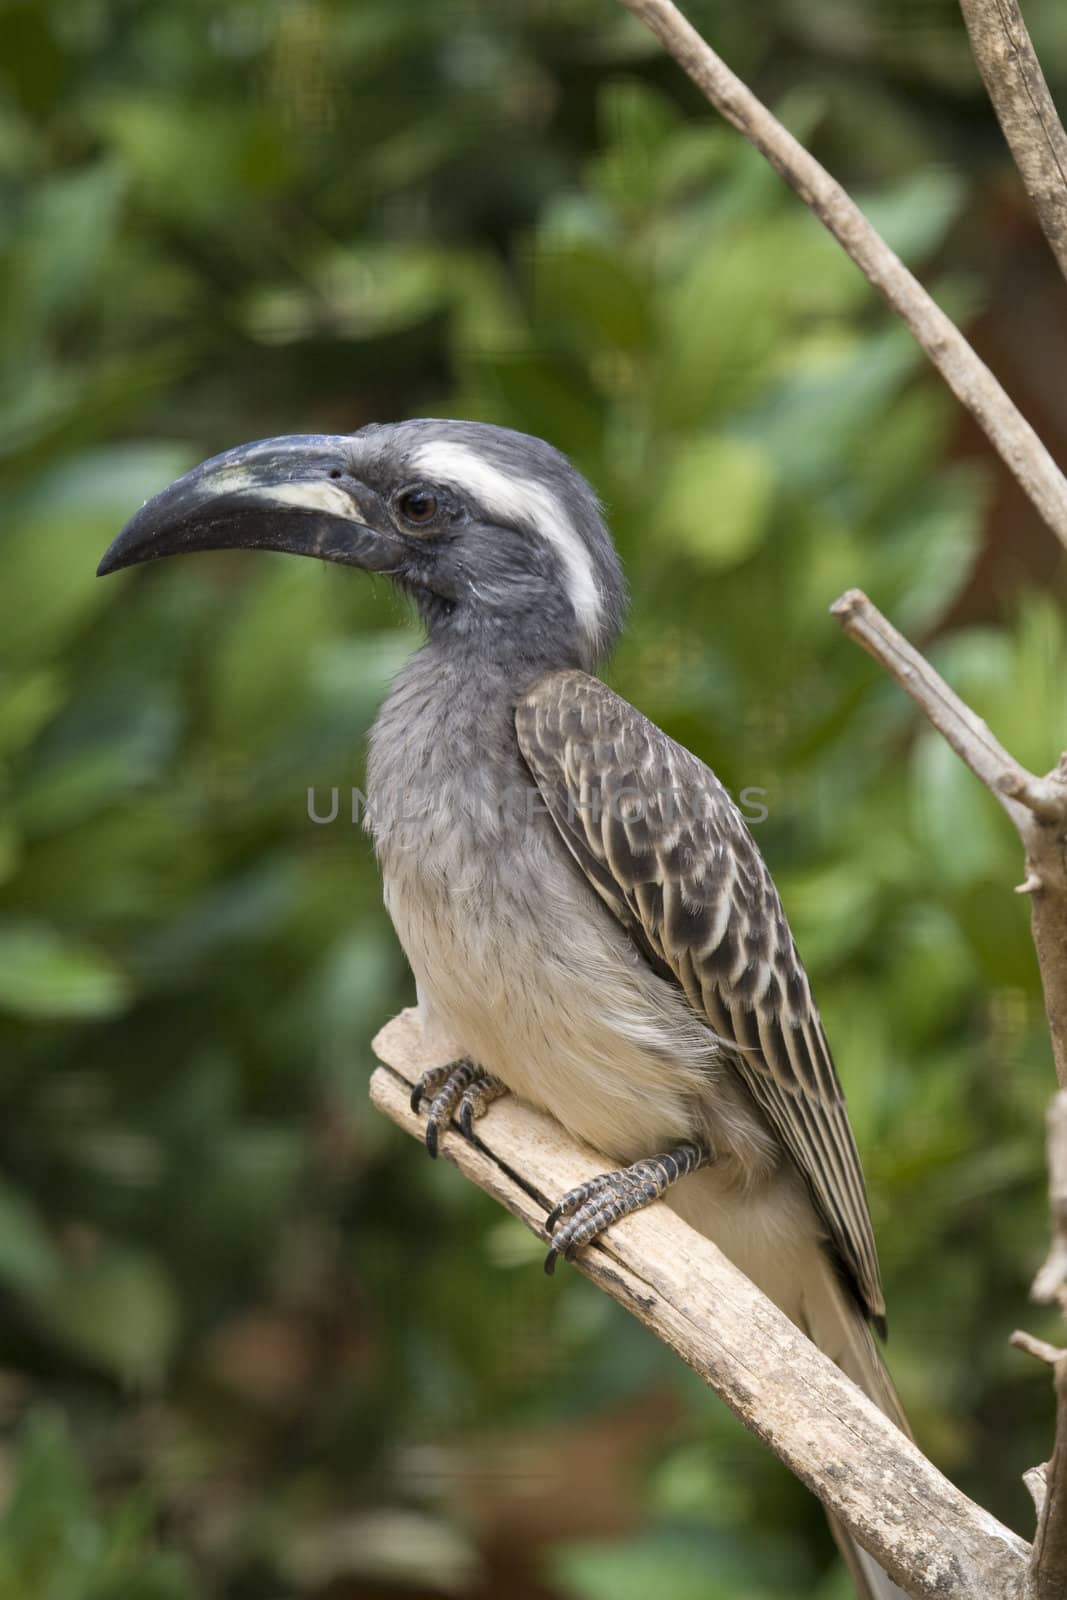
[98,419,909,1599]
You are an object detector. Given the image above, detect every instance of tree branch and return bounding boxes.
[615,0,1067,550]
[958,0,1067,285]
[370,1008,1030,1600]
[832,591,1067,1585]
[829,589,1061,824]
[1033,1093,1067,1310]
[1030,1354,1067,1599]
[1013,1093,1067,1599]
[831,588,1067,1088]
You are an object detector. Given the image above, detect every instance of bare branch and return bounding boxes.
[1030,1355,1067,1600]
[833,594,1067,1589]
[615,0,1067,549]
[830,588,1060,823]
[1033,1093,1067,1307]
[1018,1094,1067,1599]
[370,1009,1030,1600]
[1025,813,1067,1094]
[1013,1329,1067,1366]
[831,589,1067,1088]
[958,0,1067,285]
[1025,1463,1050,1519]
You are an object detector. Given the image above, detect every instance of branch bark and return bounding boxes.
[1030,1354,1067,1599]
[615,0,1067,549]
[831,589,1067,1089]
[958,0,1067,285]
[1033,1093,1067,1309]
[1013,1093,1067,1599]
[370,1008,1030,1600]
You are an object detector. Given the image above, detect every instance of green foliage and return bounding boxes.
[0,1413,188,1600]
[1,1,1065,1596]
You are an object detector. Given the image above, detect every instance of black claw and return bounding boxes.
[545,1203,563,1233]
[412,1063,507,1158]
[543,1247,559,1276]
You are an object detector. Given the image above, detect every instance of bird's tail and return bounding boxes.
[667,1173,910,1598]
[803,1259,912,1600]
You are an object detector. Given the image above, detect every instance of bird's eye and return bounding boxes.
[396,487,439,527]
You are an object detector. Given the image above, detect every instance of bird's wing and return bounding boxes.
[515,669,884,1326]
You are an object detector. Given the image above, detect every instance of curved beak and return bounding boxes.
[97,434,407,578]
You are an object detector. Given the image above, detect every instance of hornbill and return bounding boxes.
[99,418,909,1599]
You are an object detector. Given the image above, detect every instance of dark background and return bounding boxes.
[2,2,1067,1595]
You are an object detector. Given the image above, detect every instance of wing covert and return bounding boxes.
[515,669,884,1326]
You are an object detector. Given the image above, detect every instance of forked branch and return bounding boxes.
[832,593,1067,1596]
[831,589,1067,1089]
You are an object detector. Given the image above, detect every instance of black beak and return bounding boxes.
[97,434,407,578]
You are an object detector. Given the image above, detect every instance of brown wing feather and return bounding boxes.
[515,669,885,1326]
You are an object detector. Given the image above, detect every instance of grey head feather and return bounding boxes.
[352,418,628,672]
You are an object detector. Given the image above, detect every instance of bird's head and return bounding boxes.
[97,419,627,671]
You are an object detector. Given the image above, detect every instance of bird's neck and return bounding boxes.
[368,636,544,794]
[415,589,591,677]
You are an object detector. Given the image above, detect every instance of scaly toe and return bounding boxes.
[410,1063,452,1115]
[457,1073,507,1139]
[542,1142,712,1273]
[546,1172,622,1233]
[422,1060,479,1158]
[544,1178,639,1273]
[413,1061,508,1158]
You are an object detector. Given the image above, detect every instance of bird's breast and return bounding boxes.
[373,767,728,1162]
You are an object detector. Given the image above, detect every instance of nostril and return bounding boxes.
[329,469,343,481]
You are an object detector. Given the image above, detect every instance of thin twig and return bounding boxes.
[1013,1328,1067,1366]
[616,0,1067,549]
[370,1009,1030,1600]
[958,0,1067,285]
[830,589,1061,822]
[831,589,1067,1089]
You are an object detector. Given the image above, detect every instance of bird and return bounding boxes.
[98,417,909,1599]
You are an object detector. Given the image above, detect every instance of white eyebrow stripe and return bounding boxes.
[412,439,603,642]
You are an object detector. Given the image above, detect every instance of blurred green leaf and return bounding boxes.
[0,1181,62,1298]
[659,434,774,567]
[0,923,131,1020]
[1,163,125,337]
[0,670,65,760]
[553,1529,794,1600]
[0,445,196,665]
[535,238,652,355]
[34,1247,179,1386]
[15,692,181,835]
[911,730,1012,890]
[0,1411,190,1599]
[859,169,966,266]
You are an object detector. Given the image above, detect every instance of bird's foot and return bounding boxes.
[543,1141,712,1275]
[410,1059,508,1158]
